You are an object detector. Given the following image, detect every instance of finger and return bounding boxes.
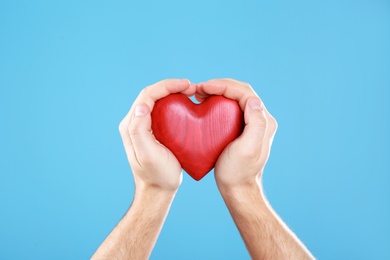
[259,111,278,167]
[197,79,260,110]
[119,106,135,154]
[194,83,209,102]
[120,78,194,138]
[182,83,197,96]
[134,79,194,111]
[206,78,248,86]
[128,103,162,167]
[237,97,268,159]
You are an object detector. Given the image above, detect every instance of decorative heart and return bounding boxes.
[151,94,244,181]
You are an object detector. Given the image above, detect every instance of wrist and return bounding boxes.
[214,168,264,195]
[217,176,261,195]
[217,178,267,206]
[126,185,177,221]
[133,172,182,195]
[135,183,178,201]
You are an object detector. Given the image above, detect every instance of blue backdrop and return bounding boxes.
[1,1,389,259]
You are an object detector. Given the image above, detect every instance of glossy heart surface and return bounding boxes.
[151,94,244,181]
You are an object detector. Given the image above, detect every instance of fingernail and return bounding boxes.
[135,104,148,117]
[179,79,190,84]
[249,98,263,111]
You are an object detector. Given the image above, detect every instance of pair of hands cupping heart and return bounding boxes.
[120,78,276,188]
[147,79,274,182]
[95,80,313,260]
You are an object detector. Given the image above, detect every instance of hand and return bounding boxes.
[93,79,197,260]
[119,79,196,192]
[196,79,277,190]
[197,80,313,259]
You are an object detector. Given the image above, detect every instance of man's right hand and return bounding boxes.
[93,79,196,260]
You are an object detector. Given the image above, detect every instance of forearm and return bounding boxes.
[92,185,176,260]
[219,181,314,260]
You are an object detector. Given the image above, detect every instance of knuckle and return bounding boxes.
[243,82,252,89]
[140,86,150,97]
[253,117,268,129]
[149,79,172,90]
[238,145,259,162]
[236,79,252,90]
[118,120,127,134]
[268,116,278,132]
[128,121,140,136]
[137,153,153,166]
[232,78,252,89]
[159,79,172,85]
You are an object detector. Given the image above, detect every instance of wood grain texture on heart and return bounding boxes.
[151,93,244,181]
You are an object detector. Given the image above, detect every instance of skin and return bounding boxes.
[91,79,196,260]
[197,79,314,259]
[92,78,314,260]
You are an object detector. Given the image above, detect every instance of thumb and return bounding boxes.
[128,103,159,166]
[239,97,268,155]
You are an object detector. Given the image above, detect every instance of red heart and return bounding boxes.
[151,94,244,181]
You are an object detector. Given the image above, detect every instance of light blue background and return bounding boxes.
[1,1,389,259]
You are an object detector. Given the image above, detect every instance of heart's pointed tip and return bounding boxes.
[189,172,210,181]
[188,174,203,181]
[185,171,207,181]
